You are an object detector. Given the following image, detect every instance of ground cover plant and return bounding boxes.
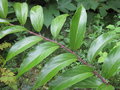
[0,0,120,90]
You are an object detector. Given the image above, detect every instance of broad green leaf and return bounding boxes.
[33,53,77,89]
[14,2,28,25]
[69,5,87,50]
[0,18,10,24]
[72,76,102,88]
[49,65,93,90]
[30,5,44,32]
[0,0,8,18]
[17,42,59,77]
[0,25,27,39]
[102,45,120,78]
[87,32,116,62]
[6,36,42,61]
[97,84,114,90]
[50,14,68,38]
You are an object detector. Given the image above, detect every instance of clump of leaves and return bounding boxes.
[0,42,11,50]
[0,68,17,89]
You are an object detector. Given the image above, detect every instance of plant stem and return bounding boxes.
[28,31,108,84]
[7,23,108,84]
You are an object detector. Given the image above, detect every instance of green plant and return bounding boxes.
[0,0,120,90]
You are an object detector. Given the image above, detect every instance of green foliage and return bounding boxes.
[0,0,120,89]
[75,0,120,17]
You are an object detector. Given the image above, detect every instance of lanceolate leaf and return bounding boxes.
[50,14,68,38]
[72,76,102,88]
[6,36,42,61]
[0,25,27,39]
[102,45,120,78]
[49,65,93,90]
[97,84,114,90]
[17,42,59,77]
[0,18,10,24]
[69,5,87,50]
[33,53,77,89]
[14,2,28,25]
[30,5,44,32]
[87,32,116,62]
[0,0,8,18]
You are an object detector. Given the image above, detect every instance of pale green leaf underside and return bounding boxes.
[33,53,77,89]
[50,14,68,38]
[6,36,42,61]
[102,45,120,78]
[14,2,28,25]
[17,42,59,77]
[30,5,44,32]
[0,25,27,39]
[87,32,116,62]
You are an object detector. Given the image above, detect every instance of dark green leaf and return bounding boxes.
[76,0,99,10]
[50,14,68,38]
[0,25,27,39]
[87,32,116,62]
[17,42,59,77]
[49,65,93,90]
[43,4,60,28]
[33,53,77,89]
[30,5,44,32]
[102,45,120,78]
[97,84,115,90]
[6,36,42,61]
[58,0,76,13]
[0,0,8,18]
[70,5,87,50]
[14,2,28,25]
[99,7,107,17]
